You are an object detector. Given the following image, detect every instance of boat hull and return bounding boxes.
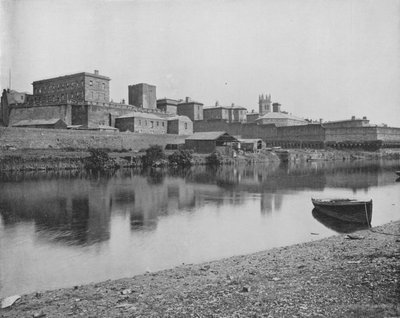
[311,199,372,225]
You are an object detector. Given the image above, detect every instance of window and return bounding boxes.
[150,121,154,128]
[139,119,141,125]
[162,122,165,127]
[145,120,147,126]
[89,80,93,86]
[102,83,105,90]
[157,121,159,126]
[185,123,188,129]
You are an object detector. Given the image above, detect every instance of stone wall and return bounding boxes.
[9,104,72,125]
[376,127,400,143]
[0,127,186,151]
[325,127,378,142]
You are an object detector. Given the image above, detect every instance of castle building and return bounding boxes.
[128,83,156,109]
[176,97,203,121]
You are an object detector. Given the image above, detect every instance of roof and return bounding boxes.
[116,112,165,120]
[255,112,306,122]
[204,106,247,111]
[167,115,192,122]
[32,71,110,84]
[237,138,262,143]
[186,131,238,141]
[12,118,63,126]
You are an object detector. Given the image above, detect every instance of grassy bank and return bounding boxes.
[1,221,399,317]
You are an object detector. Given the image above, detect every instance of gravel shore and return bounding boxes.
[1,221,399,317]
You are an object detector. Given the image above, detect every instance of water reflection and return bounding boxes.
[1,159,400,297]
[312,208,371,234]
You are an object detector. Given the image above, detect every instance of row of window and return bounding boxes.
[34,92,82,103]
[136,119,165,128]
[34,80,106,94]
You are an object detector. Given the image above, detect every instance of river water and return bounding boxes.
[1,160,399,297]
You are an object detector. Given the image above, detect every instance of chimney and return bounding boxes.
[363,116,367,120]
[319,118,323,123]
[185,97,190,103]
[121,99,125,104]
[351,116,356,120]
[215,101,219,106]
[231,103,235,107]
[272,103,281,112]
[94,70,99,75]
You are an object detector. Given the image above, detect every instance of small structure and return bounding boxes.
[157,98,178,114]
[177,97,204,121]
[167,115,193,135]
[12,118,67,129]
[237,138,264,152]
[184,131,238,154]
[115,112,167,134]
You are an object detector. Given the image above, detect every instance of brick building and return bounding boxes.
[177,97,203,121]
[128,83,156,109]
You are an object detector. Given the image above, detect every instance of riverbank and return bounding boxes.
[1,221,399,317]
[1,148,400,171]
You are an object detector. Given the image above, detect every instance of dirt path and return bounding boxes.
[1,221,399,317]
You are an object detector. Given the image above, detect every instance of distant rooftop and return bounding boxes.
[32,70,110,84]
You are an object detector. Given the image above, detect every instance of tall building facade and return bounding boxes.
[259,93,272,115]
[32,70,110,104]
[177,97,203,121]
[128,83,156,109]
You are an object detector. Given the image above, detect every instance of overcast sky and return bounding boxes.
[1,0,399,126]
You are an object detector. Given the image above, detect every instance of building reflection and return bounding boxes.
[0,159,398,246]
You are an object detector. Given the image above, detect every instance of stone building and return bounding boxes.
[115,112,167,134]
[177,97,203,121]
[246,111,259,123]
[256,111,307,126]
[167,115,193,135]
[32,70,110,104]
[157,98,178,114]
[128,83,156,109]
[322,116,370,128]
[203,102,247,123]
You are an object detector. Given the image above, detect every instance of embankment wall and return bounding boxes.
[0,127,186,151]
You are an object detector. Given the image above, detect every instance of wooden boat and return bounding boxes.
[311,198,372,225]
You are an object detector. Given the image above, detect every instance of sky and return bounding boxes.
[1,0,399,126]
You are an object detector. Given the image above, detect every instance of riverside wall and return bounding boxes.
[0,127,186,151]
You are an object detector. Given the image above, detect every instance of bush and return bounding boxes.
[168,150,193,167]
[141,145,166,167]
[84,148,119,171]
[206,151,223,166]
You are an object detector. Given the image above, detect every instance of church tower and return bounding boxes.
[259,93,272,116]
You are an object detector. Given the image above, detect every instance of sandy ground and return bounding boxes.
[1,221,399,318]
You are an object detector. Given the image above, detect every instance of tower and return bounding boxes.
[128,83,156,109]
[259,93,272,116]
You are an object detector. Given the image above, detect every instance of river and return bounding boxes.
[0,159,399,298]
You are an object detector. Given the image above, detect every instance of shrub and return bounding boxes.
[206,151,223,166]
[141,145,166,167]
[168,150,193,167]
[84,148,119,171]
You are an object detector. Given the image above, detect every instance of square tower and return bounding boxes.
[128,83,156,109]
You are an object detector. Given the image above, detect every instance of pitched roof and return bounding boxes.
[256,112,305,121]
[186,131,238,141]
[166,115,192,122]
[116,112,165,120]
[12,118,63,126]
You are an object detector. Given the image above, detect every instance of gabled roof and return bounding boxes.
[186,131,238,142]
[12,118,63,126]
[116,112,165,120]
